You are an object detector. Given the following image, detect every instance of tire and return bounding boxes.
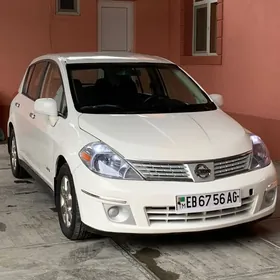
[56,163,93,240]
[9,129,29,179]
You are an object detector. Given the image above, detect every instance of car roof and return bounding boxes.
[32,52,174,65]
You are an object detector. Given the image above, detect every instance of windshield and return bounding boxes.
[66,63,216,114]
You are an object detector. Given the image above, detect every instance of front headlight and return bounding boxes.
[79,142,142,180]
[249,134,271,170]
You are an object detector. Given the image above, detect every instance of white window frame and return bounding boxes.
[193,0,217,56]
[97,0,134,52]
[56,0,80,15]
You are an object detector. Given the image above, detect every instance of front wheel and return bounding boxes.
[56,163,94,240]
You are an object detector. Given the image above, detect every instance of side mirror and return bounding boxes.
[34,98,58,117]
[34,98,58,126]
[209,94,223,107]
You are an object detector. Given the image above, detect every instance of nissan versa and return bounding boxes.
[7,52,277,240]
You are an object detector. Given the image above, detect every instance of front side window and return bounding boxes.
[25,62,48,100]
[66,63,216,114]
[193,0,217,55]
[41,63,67,117]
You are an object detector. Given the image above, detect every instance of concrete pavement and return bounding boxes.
[1,144,280,280]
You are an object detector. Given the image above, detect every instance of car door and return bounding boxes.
[11,65,35,159]
[20,61,48,170]
[32,61,68,186]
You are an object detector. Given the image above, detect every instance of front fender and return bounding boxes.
[51,124,99,179]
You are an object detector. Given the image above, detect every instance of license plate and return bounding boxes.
[176,190,241,213]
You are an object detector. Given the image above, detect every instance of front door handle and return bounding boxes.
[29,112,35,119]
[15,102,20,108]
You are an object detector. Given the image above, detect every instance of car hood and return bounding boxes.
[78,110,252,161]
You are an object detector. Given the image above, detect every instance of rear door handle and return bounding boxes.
[29,112,35,119]
[15,102,20,108]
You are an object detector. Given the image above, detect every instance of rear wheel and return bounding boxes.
[56,163,94,240]
[9,129,28,179]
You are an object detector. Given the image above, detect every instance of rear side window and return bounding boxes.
[25,62,48,100]
[22,65,35,94]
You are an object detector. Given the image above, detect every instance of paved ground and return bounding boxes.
[1,144,280,280]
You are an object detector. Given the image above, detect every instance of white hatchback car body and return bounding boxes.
[7,52,277,240]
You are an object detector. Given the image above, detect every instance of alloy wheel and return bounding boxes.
[60,176,73,228]
[11,137,17,171]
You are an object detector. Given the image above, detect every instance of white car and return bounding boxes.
[7,52,277,240]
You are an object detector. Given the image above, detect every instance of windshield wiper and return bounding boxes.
[142,97,216,113]
[80,104,125,114]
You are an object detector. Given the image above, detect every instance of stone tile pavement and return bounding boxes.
[1,144,280,280]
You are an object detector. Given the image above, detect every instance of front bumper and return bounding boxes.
[72,163,278,234]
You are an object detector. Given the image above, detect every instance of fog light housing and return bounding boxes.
[264,188,276,204]
[103,204,136,225]
[261,181,277,209]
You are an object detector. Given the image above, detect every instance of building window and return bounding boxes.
[56,0,80,15]
[193,0,217,55]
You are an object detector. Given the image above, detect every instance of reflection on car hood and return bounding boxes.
[78,109,252,161]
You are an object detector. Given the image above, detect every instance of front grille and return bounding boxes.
[214,152,251,179]
[129,152,251,182]
[145,196,254,225]
[130,162,192,181]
